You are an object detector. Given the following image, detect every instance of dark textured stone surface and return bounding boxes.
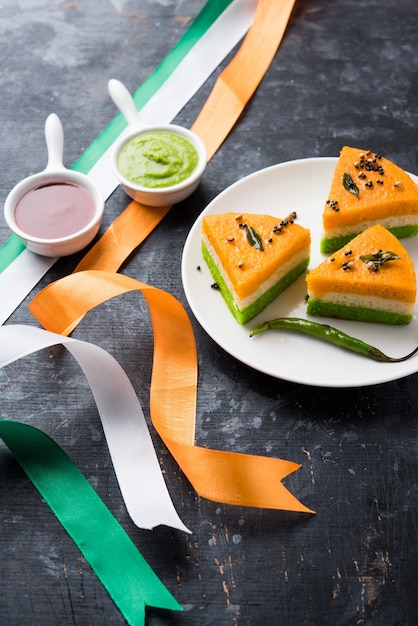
[1,0,418,624]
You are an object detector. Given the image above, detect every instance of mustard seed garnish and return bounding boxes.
[211,282,219,289]
[342,261,355,270]
[274,224,287,233]
[271,211,298,234]
[326,199,340,211]
[196,265,201,271]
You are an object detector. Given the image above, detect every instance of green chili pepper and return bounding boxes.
[250,317,418,363]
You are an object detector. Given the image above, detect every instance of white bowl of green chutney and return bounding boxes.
[108,79,207,207]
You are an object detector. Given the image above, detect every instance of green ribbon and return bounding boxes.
[0,418,182,625]
[0,233,25,272]
[0,0,234,271]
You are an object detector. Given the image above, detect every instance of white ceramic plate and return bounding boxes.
[181,157,418,387]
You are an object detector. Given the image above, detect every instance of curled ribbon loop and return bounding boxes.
[30,270,314,514]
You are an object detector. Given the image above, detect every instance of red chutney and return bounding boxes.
[15,182,96,239]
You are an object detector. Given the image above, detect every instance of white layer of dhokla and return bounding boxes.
[310,291,414,315]
[202,232,310,309]
[324,214,418,238]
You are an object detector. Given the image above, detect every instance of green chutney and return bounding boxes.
[117,130,199,188]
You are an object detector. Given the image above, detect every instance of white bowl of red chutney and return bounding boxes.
[4,113,104,257]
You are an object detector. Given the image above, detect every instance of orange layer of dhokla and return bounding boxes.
[307,224,416,304]
[322,146,418,229]
[202,212,311,300]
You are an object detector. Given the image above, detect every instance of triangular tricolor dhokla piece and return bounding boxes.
[321,146,418,253]
[307,224,416,324]
[202,212,311,324]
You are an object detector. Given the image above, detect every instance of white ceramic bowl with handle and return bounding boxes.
[4,114,104,257]
[108,79,207,207]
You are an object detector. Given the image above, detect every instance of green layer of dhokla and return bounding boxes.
[202,241,309,325]
[306,297,412,325]
[320,224,418,254]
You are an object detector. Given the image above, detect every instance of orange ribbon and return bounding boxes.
[30,270,312,513]
[30,0,314,514]
[191,0,296,158]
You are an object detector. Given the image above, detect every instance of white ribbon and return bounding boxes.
[0,323,191,533]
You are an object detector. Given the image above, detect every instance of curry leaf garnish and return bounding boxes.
[343,172,359,197]
[360,250,401,271]
[245,225,264,251]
